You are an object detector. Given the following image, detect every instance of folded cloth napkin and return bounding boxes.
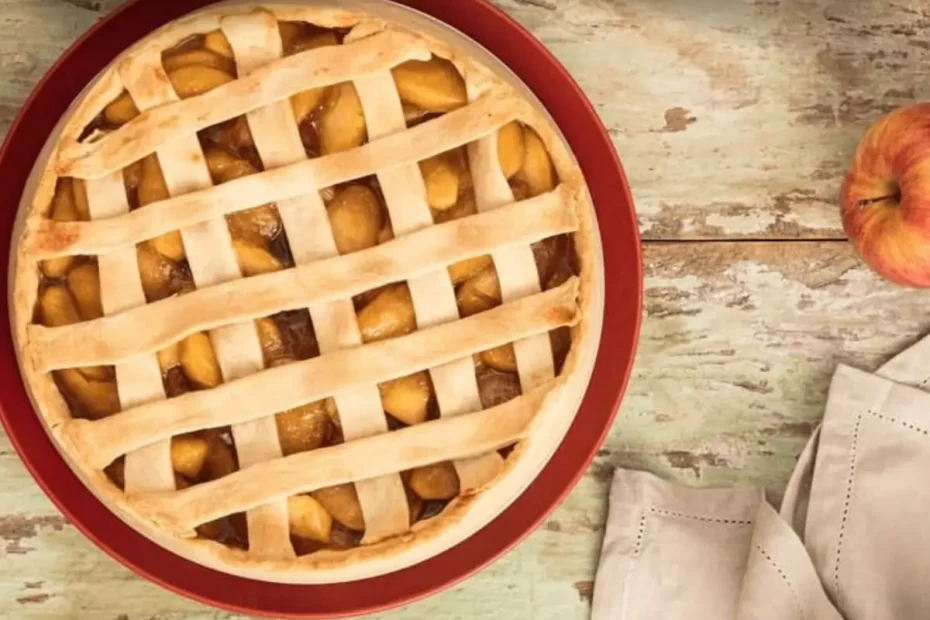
[592,333,930,620]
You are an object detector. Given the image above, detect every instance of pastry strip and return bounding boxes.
[33,91,524,259]
[224,10,409,542]
[466,82,555,394]
[62,279,579,471]
[28,189,577,371]
[353,70,504,493]
[123,44,292,559]
[85,172,174,494]
[57,29,430,178]
[129,384,553,537]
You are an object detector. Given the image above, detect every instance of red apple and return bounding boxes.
[841,103,930,287]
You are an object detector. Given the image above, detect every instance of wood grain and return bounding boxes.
[497,0,930,240]
[2,0,929,618]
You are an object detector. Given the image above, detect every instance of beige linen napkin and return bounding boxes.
[593,334,930,620]
[591,469,762,618]
[804,363,930,619]
[736,501,843,620]
[590,469,837,620]
[778,335,930,534]
[783,336,930,619]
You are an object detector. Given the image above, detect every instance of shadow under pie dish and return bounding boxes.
[9,2,603,584]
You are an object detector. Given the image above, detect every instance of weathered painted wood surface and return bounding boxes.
[3,0,930,618]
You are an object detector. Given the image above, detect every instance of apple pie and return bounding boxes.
[10,3,601,583]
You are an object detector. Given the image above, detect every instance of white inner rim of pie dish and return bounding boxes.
[8,0,606,584]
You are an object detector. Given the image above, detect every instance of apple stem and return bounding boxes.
[858,193,900,209]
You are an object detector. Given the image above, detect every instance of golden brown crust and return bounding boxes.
[28,90,526,260]
[129,385,551,537]
[56,30,430,178]
[28,189,577,370]
[62,279,579,471]
[9,2,604,583]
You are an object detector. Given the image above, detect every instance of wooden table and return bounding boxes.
[3,0,929,617]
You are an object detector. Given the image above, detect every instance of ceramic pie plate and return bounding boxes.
[0,0,641,616]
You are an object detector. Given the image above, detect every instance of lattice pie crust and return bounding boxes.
[10,3,601,583]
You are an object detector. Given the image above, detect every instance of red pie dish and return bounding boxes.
[0,0,641,616]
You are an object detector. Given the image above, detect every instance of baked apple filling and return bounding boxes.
[41,19,578,556]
